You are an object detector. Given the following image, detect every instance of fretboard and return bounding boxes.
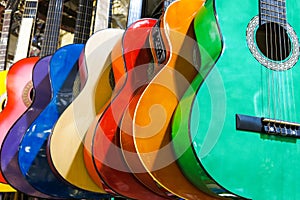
[23,0,38,18]
[13,0,39,62]
[127,0,143,27]
[73,0,93,44]
[94,0,111,32]
[40,0,64,57]
[0,10,12,70]
[260,0,287,26]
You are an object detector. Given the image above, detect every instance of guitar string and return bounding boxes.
[261,1,272,125]
[290,0,297,123]
[271,0,284,125]
[279,0,291,123]
[286,0,297,123]
[270,0,278,123]
[48,0,61,56]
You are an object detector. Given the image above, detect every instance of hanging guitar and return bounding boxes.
[119,1,173,197]
[16,0,111,198]
[129,0,221,199]
[0,0,66,197]
[47,0,121,195]
[0,0,20,113]
[81,0,171,198]
[173,0,300,199]
[0,0,55,197]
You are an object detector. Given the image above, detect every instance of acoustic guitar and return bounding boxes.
[173,0,300,199]
[90,21,170,200]
[16,0,111,198]
[0,0,63,197]
[46,0,122,195]
[130,0,221,199]
[118,0,175,198]
[0,0,58,197]
[0,0,20,114]
[0,0,20,186]
[84,0,171,198]
[0,57,50,199]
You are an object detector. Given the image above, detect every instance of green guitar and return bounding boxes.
[172,0,300,199]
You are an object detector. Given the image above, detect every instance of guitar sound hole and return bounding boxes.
[29,88,35,101]
[1,99,6,110]
[256,23,291,61]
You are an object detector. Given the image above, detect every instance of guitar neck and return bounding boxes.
[93,0,112,32]
[0,10,13,70]
[0,0,21,69]
[73,0,93,44]
[13,0,38,62]
[259,0,287,26]
[126,0,143,27]
[40,0,64,57]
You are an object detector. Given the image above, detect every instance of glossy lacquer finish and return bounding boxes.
[48,29,124,194]
[174,0,300,199]
[91,19,169,200]
[0,56,54,198]
[18,44,108,199]
[0,57,51,198]
[83,38,125,195]
[131,0,220,199]
[171,0,222,196]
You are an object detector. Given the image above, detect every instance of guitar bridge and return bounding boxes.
[236,114,300,138]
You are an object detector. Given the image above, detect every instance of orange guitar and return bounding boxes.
[126,0,221,199]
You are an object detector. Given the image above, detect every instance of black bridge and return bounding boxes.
[236,114,300,138]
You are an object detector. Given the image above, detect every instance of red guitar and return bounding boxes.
[0,57,50,198]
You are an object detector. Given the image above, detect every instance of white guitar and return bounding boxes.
[47,0,124,194]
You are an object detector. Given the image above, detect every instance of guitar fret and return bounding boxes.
[261,5,285,14]
[0,8,13,70]
[40,0,63,57]
[261,15,286,26]
[261,0,285,7]
[261,10,286,20]
[73,0,93,44]
[260,0,286,25]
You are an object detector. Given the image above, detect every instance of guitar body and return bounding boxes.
[119,19,175,198]
[131,0,220,199]
[83,37,126,196]
[0,57,53,197]
[91,19,170,200]
[120,88,179,199]
[173,0,300,199]
[0,56,53,198]
[47,29,124,194]
[18,44,109,199]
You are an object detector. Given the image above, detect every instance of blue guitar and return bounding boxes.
[17,0,110,198]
